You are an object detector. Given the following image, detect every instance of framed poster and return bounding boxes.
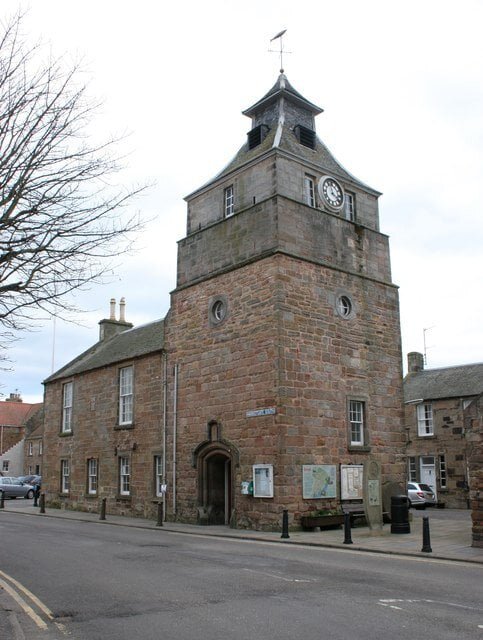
[253,464,274,498]
[340,464,363,500]
[302,465,337,499]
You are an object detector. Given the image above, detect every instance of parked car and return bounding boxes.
[407,482,436,509]
[0,476,35,499]
[17,475,41,488]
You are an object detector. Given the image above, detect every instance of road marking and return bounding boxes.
[0,569,70,635]
[379,598,483,613]
[378,602,402,610]
[0,578,48,630]
[0,568,54,620]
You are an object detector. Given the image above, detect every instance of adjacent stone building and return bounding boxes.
[466,393,483,547]
[404,352,483,512]
[42,74,406,529]
[0,393,42,476]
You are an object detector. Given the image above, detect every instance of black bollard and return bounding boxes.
[343,511,353,544]
[99,497,107,521]
[33,486,40,507]
[421,516,432,553]
[156,501,163,527]
[39,492,45,514]
[281,509,290,539]
[0,489,4,509]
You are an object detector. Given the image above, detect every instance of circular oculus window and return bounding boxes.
[336,295,353,318]
[210,297,227,324]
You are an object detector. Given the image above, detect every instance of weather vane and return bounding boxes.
[269,29,291,74]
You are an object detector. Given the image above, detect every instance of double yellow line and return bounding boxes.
[0,568,66,634]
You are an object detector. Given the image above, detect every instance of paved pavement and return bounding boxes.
[2,501,482,564]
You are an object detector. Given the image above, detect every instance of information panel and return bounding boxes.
[302,465,337,499]
[253,464,274,498]
[340,464,364,500]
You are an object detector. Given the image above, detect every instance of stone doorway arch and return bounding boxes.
[193,435,236,526]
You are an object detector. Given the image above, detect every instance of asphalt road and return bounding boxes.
[0,512,482,640]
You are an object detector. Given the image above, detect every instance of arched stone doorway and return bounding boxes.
[193,430,237,526]
[201,449,231,525]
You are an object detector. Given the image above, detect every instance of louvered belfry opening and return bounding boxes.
[247,124,270,150]
[294,124,316,149]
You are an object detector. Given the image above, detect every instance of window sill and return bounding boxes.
[59,431,73,437]
[114,423,134,430]
[347,445,371,453]
[416,434,435,439]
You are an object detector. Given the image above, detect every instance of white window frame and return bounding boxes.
[61,459,70,493]
[88,458,98,495]
[304,175,316,207]
[349,400,365,446]
[252,464,274,498]
[417,403,433,436]
[344,192,355,221]
[439,455,447,489]
[224,185,234,217]
[408,456,417,482]
[119,457,130,496]
[39,441,43,456]
[62,382,73,433]
[154,455,164,497]
[2,460,9,472]
[119,366,133,425]
[28,442,33,456]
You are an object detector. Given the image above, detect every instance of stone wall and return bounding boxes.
[466,394,482,546]
[166,249,405,529]
[43,352,165,519]
[405,398,471,508]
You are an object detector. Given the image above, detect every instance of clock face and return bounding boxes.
[318,176,344,210]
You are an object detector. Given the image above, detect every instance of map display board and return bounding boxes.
[302,465,337,499]
[340,464,364,500]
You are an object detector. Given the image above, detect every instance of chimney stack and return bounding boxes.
[99,298,133,341]
[5,391,22,402]
[407,352,424,373]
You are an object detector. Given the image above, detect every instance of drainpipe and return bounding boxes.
[172,363,178,516]
[162,352,167,522]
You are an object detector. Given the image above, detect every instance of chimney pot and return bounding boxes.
[119,297,126,323]
[109,298,116,320]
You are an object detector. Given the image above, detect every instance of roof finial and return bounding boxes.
[269,29,290,74]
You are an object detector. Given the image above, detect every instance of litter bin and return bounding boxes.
[390,495,410,534]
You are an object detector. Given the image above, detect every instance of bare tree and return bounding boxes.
[0,13,148,339]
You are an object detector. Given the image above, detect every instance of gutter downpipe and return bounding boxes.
[173,363,178,516]
[162,352,167,522]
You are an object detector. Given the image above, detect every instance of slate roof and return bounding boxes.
[404,362,483,402]
[242,74,323,118]
[0,401,42,427]
[44,318,165,383]
[186,74,380,200]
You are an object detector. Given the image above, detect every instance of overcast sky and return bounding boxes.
[2,0,483,403]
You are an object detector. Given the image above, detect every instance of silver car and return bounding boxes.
[407,482,436,509]
[0,476,35,499]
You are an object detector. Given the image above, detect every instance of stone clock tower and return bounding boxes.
[166,74,405,529]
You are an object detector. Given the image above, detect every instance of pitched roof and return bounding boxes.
[0,401,42,427]
[242,74,323,118]
[404,362,483,402]
[186,74,380,200]
[44,318,165,383]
